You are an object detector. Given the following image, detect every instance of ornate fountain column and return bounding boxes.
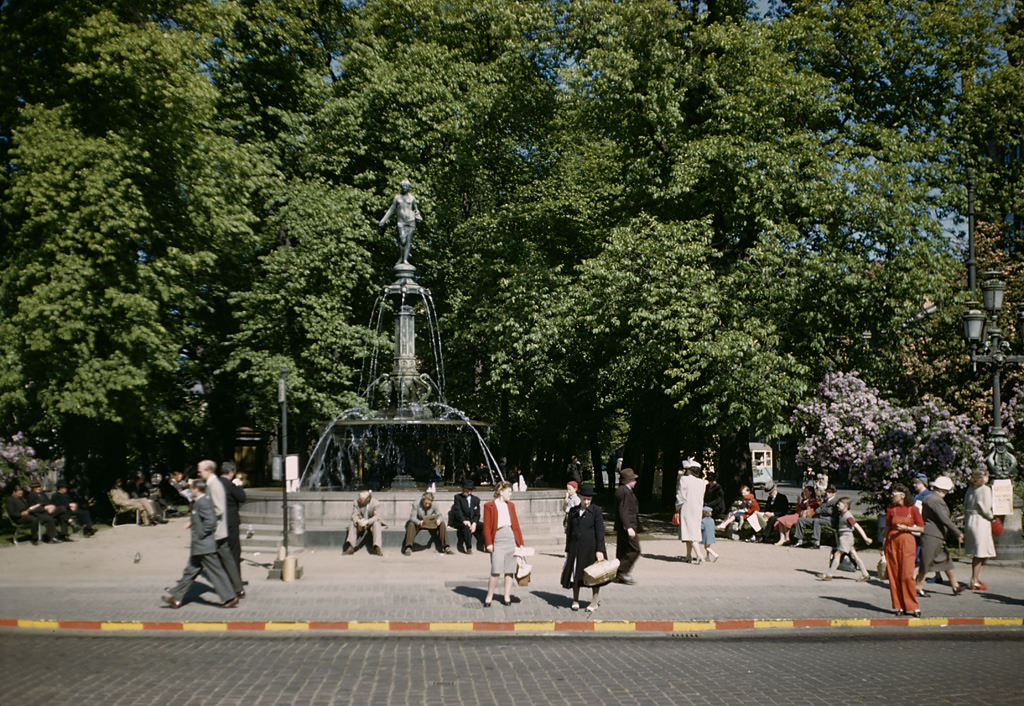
[384,263,434,421]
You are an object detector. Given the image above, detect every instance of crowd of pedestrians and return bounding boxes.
[331,460,1004,619]
[662,462,1001,618]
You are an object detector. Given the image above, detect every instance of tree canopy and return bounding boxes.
[1,0,1020,501]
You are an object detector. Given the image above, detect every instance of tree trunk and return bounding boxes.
[661,429,680,510]
[717,428,752,505]
[588,428,604,493]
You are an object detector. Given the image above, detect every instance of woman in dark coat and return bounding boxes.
[915,475,963,597]
[560,484,607,612]
[702,472,726,518]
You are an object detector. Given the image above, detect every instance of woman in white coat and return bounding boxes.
[964,468,996,591]
[675,463,707,564]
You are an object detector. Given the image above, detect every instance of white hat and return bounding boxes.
[681,458,702,470]
[930,476,954,492]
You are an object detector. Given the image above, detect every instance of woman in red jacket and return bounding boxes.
[483,480,525,607]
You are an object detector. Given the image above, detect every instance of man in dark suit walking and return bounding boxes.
[451,479,483,553]
[162,479,238,608]
[219,461,246,579]
[615,467,641,584]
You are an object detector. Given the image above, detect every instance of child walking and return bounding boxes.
[701,506,719,562]
[818,497,872,581]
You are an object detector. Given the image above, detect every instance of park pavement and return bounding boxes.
[1,513,1022,635]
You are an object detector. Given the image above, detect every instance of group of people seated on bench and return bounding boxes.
[5,479,96,543]
[343,478,486,556]
[5,468,202,542]
[715,481,840,547]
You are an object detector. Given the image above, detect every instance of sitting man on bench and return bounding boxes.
[344,489,385,556]
[792,485,838,548]
[110,477,165,525]
[52,480,96,537]
[6,484,62,543]
[28,480,74,541]
[402,492,454,555]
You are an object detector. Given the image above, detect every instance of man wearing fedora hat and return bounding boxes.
[614,468,641,584]
[451,478,483,553]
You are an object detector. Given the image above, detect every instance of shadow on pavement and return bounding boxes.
[642,553,688,563]
[530,590,575,609]
[978,591,1024,607]
[820,595,891,614]
[451,585,487,603]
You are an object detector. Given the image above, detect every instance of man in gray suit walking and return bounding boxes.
[162,479,238,609]
[198,459,245,600]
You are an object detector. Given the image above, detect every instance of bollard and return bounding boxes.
[282,555,297,582]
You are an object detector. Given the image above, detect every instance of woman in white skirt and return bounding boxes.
[483,481,525,607]
[964,468,996,591]
[675,464,707,563]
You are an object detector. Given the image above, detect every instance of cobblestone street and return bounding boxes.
[3,630,1023,705]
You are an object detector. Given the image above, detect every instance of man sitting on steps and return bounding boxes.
[344,489,385,556]
[403,492,454,555]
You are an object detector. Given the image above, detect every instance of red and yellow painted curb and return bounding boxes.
[1,616,1020,633]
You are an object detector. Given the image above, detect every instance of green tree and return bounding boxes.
[0,3,264,482]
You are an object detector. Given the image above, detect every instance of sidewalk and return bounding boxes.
[1,516,1021,633]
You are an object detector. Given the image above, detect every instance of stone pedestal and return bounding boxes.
[991,494,1024,566]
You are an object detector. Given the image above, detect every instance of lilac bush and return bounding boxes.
[793,372,983,511]
[0,432,43,491]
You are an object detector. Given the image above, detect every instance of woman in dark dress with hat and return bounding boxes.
[560,484,607,613]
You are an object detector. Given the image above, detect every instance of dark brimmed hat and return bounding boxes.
[619,468,637,483]
[579,484,595,497]
[461,478,475,490]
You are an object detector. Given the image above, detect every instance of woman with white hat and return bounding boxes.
[915,475,964,597]
[675,461,706,563]
[964,468,996,591]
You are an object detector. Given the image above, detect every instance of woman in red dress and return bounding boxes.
[884,483,924,617]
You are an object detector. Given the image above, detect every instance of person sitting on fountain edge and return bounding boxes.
[403,492,454,555]
[345,489,386,556]
[450,479,483,554]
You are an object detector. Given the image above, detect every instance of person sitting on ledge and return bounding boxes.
[345,489,386,556]
[450,479,483,554]
[403,492,454,555]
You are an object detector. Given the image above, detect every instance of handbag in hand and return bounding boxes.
[515,555,533,586]
[583,558,620,587]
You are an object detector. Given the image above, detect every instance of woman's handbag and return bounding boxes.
[583,558,620,587]
[515,555,533,586]
[671,511,680,526]
[992,516,1005,537]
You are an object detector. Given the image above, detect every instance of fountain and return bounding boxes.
[298,259,504,490]
[238,181,562,551]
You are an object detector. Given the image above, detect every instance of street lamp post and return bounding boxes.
[963,278,1024,562]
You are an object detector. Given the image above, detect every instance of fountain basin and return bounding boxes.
[239,488,566,551]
